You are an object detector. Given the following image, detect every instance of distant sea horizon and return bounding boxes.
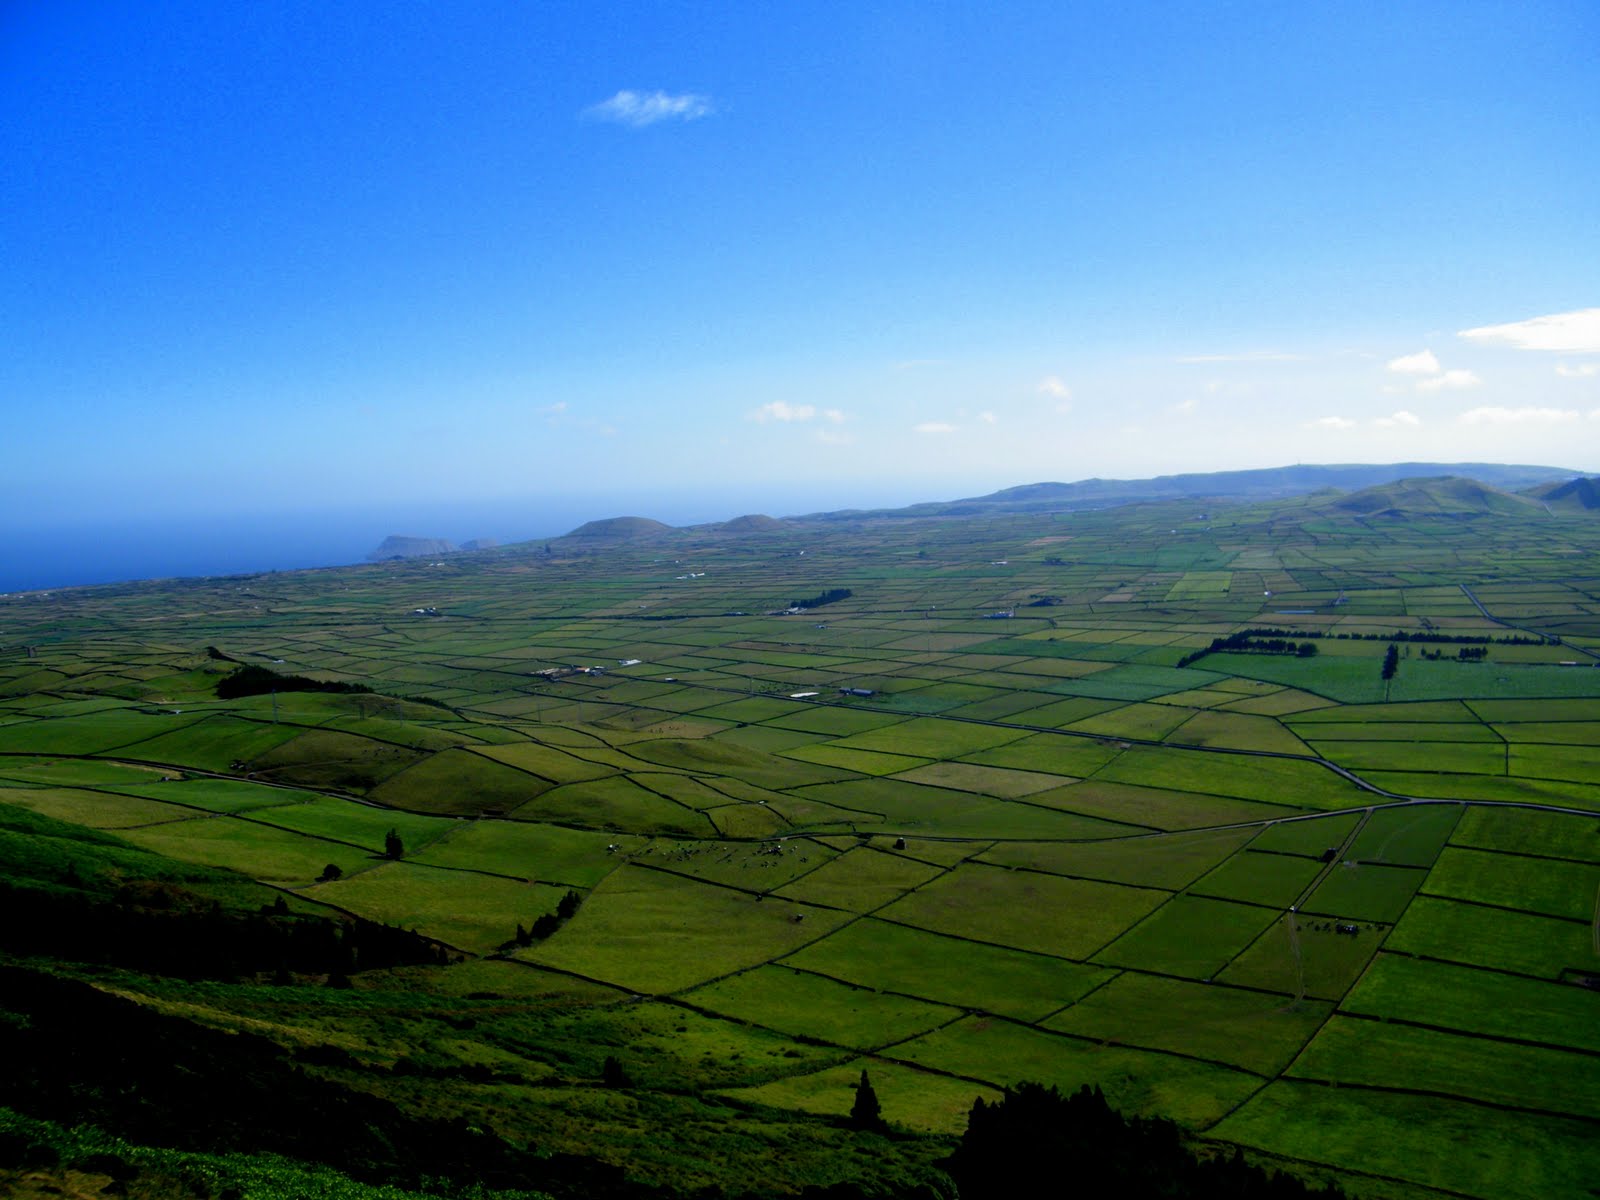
[0,484,927,594]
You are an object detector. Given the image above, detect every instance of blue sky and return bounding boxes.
[3,0,1597,544]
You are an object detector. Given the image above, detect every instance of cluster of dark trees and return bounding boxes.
[942,1082,1347,1200]
[216,664,375,700]
[790,588,853,610]
[1178,632,1317,668]
[1418,645,1488,660]
[507,889,583,949]
[0,874,448,981]
[1382,644,1400,680]
[1196,626,1546,649]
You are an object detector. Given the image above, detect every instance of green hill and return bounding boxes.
[1324,475,1542,518]
[563,515,673,539]
[1525,477,1600,513]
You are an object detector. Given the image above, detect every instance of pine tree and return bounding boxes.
[850,1069,885,1131]
[384,828,404,859]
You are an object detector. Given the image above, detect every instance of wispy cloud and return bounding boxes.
[1037,376,1071,399]
[1176,351,1301,364]
[1416,368,1481,392]
[583,90,713,127]
[1169,398,1199,415]
[915,422,956,435]
[1387,350,1440,376]
[1375,410,1421,428]
[1309,416,1356,430]
[1459,406,1580,425]
[978,411,998,425]
[1556,363,1600,379]
[750,401,816,423]
[1459,308,1600,354]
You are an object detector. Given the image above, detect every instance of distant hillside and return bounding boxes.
[716,513,786,532]
[1323,475,1541,518]
[812,462,1583,519]
[1525,476,1600,513]
[564,516,672,540]
[367,535,457,560]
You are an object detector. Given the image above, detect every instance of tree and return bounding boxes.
[601,1055,632,1088]
[557,889,582,920]
[1381,643,1400,680]
[849,1069,885,1132]
[384,829,404,860]
[317,863,342,882]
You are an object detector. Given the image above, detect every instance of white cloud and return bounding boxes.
[1037,376,1071,399]
[1416,368,1482,392]
[1309,416,1356,430]
[822,408,846,423]
[583,90,713,127]
[978,411,998,424]
[915,422,956,435]
[542,400,569,414]
[1387,349,1441,376]
[815,429,854,445]
[1556,363,1600,379]
[1375,410,1422,428]
[750,401,818,423]
[1169,398,1199,415]
[1459,406,1580,425]
[1459,308,1600,354]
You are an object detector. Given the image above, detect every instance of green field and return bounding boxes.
[3,494,1600,1199]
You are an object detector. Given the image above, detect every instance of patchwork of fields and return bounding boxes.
[2,498,1598,1198]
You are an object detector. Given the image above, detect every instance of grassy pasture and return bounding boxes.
[875,862,1166,959]
[410,819,633,886]
[117,815,373,886]
[1161,710,1312,755]
[0,783,193,828]
[1247,811,1362,856]
[1385,895,1594,978]
[682,964,962,1050]
[472,740,621,782]
[1448,805,1600,861]
[719,1056,1002,1135]
[0,708,209,755]
[1342,954,1600,1052]
[771,846,945,911]
[1302,861,1423,923]
[510,777,716,836]
[778,918,1115,1022]
[884,1016,1263,1128]
[1344,803,1461,866]
[1090,745,1360,809]
[1043,973,1332,1075]
[889,760,1070,797]
[307,862,572,954]
[1190,849,1322,907]
[1423,847,1599,921]
[366,747,551,815]
[1094,895,1279,980]
[1289,1015,1600,1120]
[1218,913,1384,1000]
[518,863,852,994]
[1213,1081,1600,1200]
[823,715,1029,759]
[978,826,1254,890]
